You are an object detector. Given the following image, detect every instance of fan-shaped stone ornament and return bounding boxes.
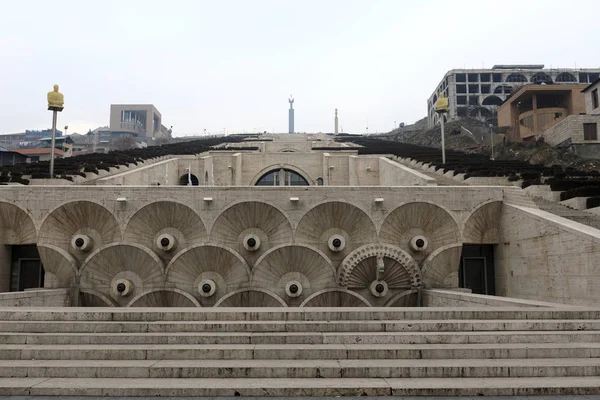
[380,202,460,261]
[421,244,463,288]
[210,201,293,266]
[39,201,120,262]
[79,243,164,306]
[214,289,287,307]
[79,289,116,307]
[127,289,200,307]
[166,244,250,306]
[338,243,421,288]
[463,201,502,243]
[0,202,37,244]
[124,201,206,260]
[295,202,377,261]
[299,289,371,307]
[36,244,77,288]
[252,244,336,305]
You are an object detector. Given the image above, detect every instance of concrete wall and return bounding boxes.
[0,289,72,307]
[97,158,181,186]
[422,289,571,308]
[378,158,435,186]
[585,80,600,114]
[498,204,600,307]
[541,114,600,147]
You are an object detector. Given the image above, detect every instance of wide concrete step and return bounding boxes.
[2,376,600,396]
[0,307,597,322]
[2,319,599,333]
[2,343,600,360]
[3,358,600,379]
[2,330,599,345]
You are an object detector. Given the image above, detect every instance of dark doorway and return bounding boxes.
[459,245,495,295]
[10,245,44,291]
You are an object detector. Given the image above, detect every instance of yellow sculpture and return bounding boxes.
[47,84,64,109]
[435,92,449,113]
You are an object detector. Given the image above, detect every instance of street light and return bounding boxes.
[489,124,495,160]
[46,85,64,178]
[435,92,449,164]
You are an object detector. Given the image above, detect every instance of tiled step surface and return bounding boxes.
[2,330,600,344]
[2,377,600,397]
[1,307,600,396]
[2,358,600,379]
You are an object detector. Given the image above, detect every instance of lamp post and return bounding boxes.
[394,121,397,130]
[400,122,405,143]
[435,93,449,164]
[489,124,495,160]
[46,85,64,178]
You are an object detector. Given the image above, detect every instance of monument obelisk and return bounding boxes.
[334,108,339,135]
[288,96,294,134]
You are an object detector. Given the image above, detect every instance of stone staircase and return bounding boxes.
[533,197,600,230]
[1,307,600,396]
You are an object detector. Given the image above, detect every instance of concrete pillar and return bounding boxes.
[0,245,12,292]
[532,94,538,134]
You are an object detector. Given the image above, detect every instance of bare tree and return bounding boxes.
[113,136,137,151]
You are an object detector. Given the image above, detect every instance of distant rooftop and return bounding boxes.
[492,65,545,70]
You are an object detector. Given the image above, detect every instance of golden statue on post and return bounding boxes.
[47,84,64,111]
[435,92,449,113]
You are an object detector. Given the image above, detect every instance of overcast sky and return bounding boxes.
[1,0,599,136]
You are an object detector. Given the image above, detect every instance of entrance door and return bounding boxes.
[18,259,44,291]
[462,257,487,294]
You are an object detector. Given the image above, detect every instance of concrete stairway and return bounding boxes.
[1,307,600,396]
[533,197,600,230]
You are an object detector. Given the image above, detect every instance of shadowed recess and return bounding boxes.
[127,289,200,307]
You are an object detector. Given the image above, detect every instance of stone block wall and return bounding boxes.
[542,114,600,147]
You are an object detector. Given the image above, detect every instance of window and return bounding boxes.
[316,178,323,185]
[468,74,479,82]
[469,96,479,106]
[456,73,466,83]
[492,73,502,82]
[456,84,466,94]
[480,73,491,82]
[468,84,479,94]
[480,84,491,94]
[456,96,467,105]
[592,89,599,110]
[584,123,598,140]
[255,168,309,186]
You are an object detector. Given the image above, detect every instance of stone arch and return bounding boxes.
[296,201,377,262]
[556,72,577,83]
[338,243,421,288]
[165,244,251,307]
[39,201,120,263]
[531,72,553,84]
[299,289,371,307]
[79,289,116,307]
[463,201,502,243]
[127,288,201,307]
[178,174,199,186]
[123,201,206,261]
[384,289,419,307]
[214,288,287,307]
[380,202,460,262]
[79,243,164,306]
[36,244,77,288]
[482,95,504,106]
[249,164,313,186]
[0,201,37,244]
[506,73,527,83]
[252,244,336,306]
[209,201,293,267]
[494,85,513,95]
[421,243,463,289]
